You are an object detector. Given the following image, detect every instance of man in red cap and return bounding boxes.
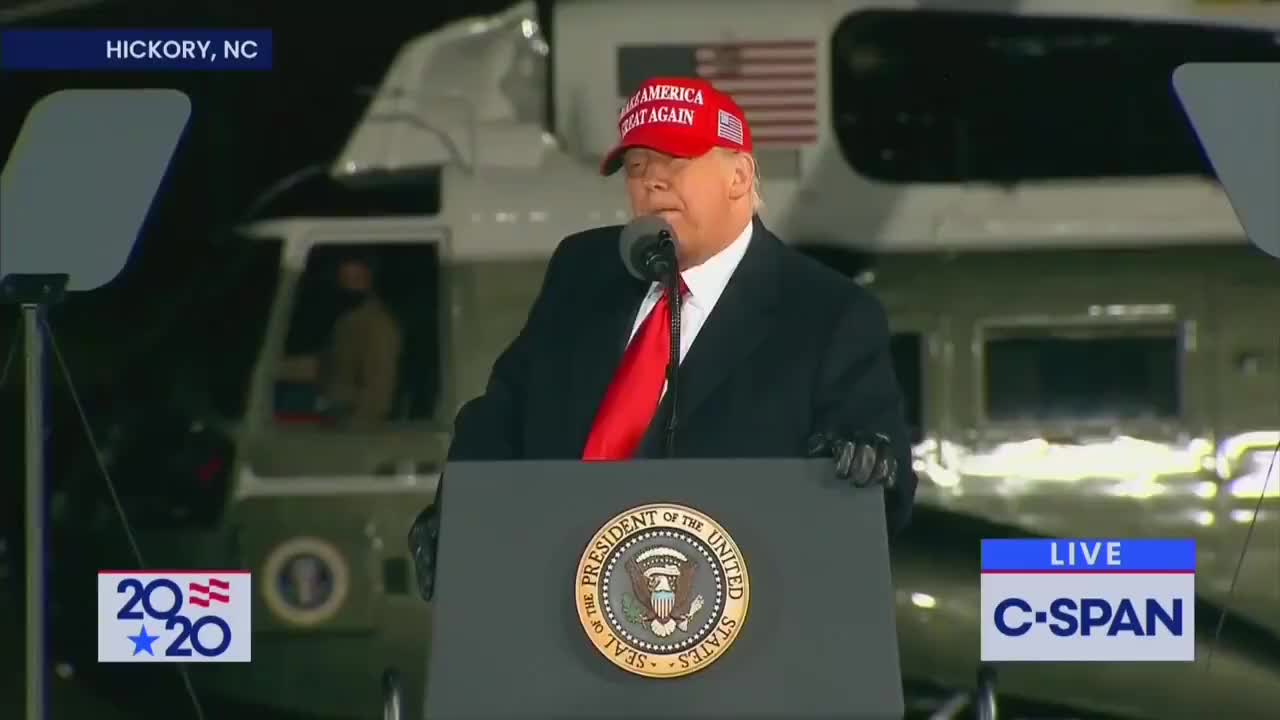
[410,77,916,600]
[599,77,765,272]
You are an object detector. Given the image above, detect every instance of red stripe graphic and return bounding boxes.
[189,579,231,607]
[692,40,818,146]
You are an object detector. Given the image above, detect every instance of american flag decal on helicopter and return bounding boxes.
[617,39,819,146]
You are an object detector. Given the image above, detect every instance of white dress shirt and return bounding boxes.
[626,220,753,395]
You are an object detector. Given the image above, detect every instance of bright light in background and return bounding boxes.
[910,433,1280,499]
[910,592,937,609]
[1231,509,1258,524]
[1227,450,1280,498]
[1087,303,1174,317]
[1106,478,1167,499]
[1217,431,1280,482]
[956,436,1208,483]
[917,436,1210,486]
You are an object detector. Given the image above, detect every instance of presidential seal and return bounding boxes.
[575,503,749,679]
[261,536,350,627]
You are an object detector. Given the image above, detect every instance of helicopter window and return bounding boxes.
[274,242,441,428]
[982,322,1181,423]
[830,9,1280,183]
[890,332,924,443]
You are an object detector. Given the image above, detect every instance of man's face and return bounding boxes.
[336,260,371,293]
[622,147,734,267]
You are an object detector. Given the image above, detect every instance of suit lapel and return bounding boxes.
[640,217,782,456]
[563,264,649,454]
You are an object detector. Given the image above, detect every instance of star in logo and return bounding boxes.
[128,625,158,656]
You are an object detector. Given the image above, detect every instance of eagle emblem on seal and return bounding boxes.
[623,546,705,638]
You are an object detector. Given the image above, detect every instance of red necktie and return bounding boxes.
[582,281,688,461]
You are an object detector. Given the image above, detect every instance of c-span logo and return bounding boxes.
[980,539,1195,662]
[575,503,749,678]
[97,571,251,662]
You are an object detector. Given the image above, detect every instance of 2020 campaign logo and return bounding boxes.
[575,503,750,678]
[980,539,1195,662]
[97,571,252,662]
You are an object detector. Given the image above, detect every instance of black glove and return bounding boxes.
[407,502,440,602]
[807,431,898,489]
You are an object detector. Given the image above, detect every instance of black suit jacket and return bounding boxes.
[447,216,917,533]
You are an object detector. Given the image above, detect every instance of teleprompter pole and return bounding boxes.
[23,302,45,720]
[4,273,68,720]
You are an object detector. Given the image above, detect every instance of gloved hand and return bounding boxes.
[407,502,440,602]
[806,431,898,489]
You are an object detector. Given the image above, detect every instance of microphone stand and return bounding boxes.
[657,232,681,458]
[665,267,681,458]
[638,228,681,458]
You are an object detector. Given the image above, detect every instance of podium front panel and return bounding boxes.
[425,458,903,720]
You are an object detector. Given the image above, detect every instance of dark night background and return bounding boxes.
[2,0,528,353]
[0,1,535,717]
[0,0,534,498]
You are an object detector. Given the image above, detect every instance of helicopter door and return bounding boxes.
[952,296,1213,541]
[885,310,948,449]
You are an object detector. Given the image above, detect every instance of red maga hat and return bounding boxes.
[600,76,753,176]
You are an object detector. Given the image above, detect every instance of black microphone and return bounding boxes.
[619,214,678,282]
[618,215,682,457]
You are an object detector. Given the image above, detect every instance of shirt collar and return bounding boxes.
[668,219,753,311]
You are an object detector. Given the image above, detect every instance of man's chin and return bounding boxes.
[655,211,689,236]
[633,208,680,220]
[631,210,691,247]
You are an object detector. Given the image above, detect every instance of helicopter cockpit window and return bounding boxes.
[982,323,1181,423]
[274,242,441,428]
[830,9,1280,183]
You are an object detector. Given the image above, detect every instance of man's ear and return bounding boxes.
[727,151,755,200]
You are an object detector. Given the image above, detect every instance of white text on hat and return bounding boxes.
[619,83,706,119]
